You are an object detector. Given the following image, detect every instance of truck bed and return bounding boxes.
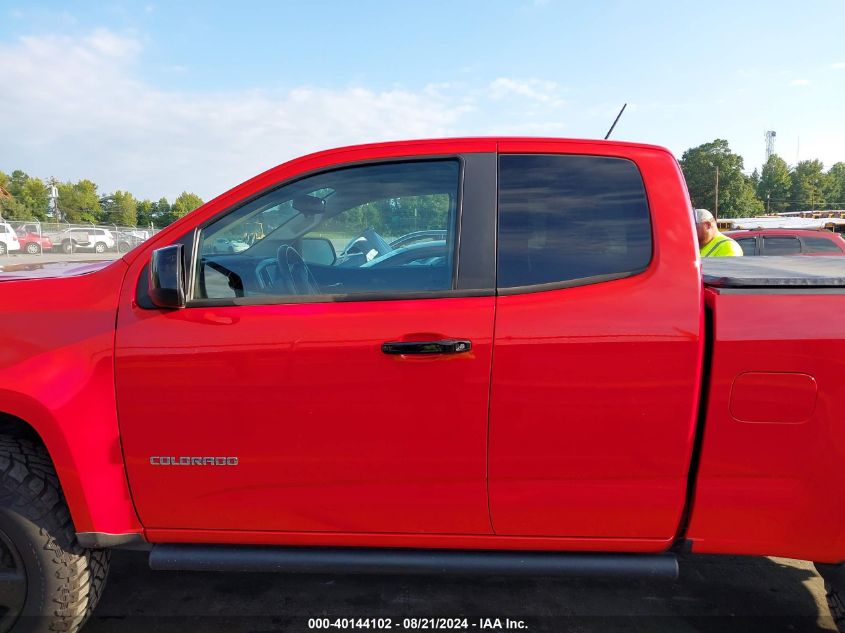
[689,257,845,561]
[702,256,845,288]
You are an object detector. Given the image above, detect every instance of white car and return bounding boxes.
[0,222,21,255]
[54,227,116,254]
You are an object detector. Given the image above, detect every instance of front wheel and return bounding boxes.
[61,241,74,254]
[0,436,110,633]
[24,243,40,255]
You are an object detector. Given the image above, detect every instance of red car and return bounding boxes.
[1,137,845,632]
[726,228,845,256]
[14,229,53,254]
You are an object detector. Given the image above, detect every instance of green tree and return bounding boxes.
[823,162,845,210]
[153,197,171,226]
[4,170,49,219]
[57,180,101,223]
[100,190,137,226]
[0,197,31,220]
[756,154,792,213]
[680,139,764,217]
[136,199,155,227]
[171,192,204,220]
[0,170,9,192]
[790,160,827,211]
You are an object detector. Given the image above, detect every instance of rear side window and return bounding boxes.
[497,154,652,289]
[803,236,844,253]
[736,237,757,255]
[762,236,801,255]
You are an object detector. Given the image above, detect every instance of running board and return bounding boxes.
[149,545,678,579]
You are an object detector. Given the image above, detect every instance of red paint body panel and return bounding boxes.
[115,297,495,533]
[489,141,703,539]
[688,288,845,562]
[0,262,142,535]
[146,528,672,552]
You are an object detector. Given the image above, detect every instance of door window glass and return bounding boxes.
[736,238,757,255]
[194,160,460,301]
[497,154,652,289]
[762,236,801,255]
[803,236,844,253]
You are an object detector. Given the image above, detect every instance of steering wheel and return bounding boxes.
[340,227,392,259]
[277,245,321,295]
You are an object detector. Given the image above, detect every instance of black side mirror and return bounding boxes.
[149,244,186,308]
[300,237,337,266]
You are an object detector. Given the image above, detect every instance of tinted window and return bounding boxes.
[194,160,460,302]
[762,236,801,255]
[736,237,757,255]
[0,225,6,233]
[803,236,844,253]
[497,155,652,289]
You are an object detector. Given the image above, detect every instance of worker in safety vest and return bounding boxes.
[695,208,743,257]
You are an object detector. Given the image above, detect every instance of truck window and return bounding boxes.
[193,160,460,302]
[736,237,757,255]
[803,236,844,253]
[762,236,801,255]
[496,154,652,289]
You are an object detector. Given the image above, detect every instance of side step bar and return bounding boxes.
[149,545,678,579]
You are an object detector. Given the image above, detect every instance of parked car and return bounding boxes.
[114,229,149,253]
[725,228,845,256]
[14,229,53,254]
[0,221,21,255]
[53,227,116,254]
[3,137,845,632]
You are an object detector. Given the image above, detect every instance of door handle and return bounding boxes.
[381,339,472,355]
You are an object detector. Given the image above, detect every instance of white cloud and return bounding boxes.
[831,62,845,70]
[0,30,471,200]
[489,78,567,107]
[789,78,811,86]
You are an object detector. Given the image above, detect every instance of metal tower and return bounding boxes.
[765,131,776,161]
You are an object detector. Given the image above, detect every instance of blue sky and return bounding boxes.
[1,0,843,200]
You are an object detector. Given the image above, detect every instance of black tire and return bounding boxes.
[0,436,110,633]
[93,243,106,254]
[24,243,40,255]
[61,241,74,255]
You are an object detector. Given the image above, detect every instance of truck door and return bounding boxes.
[488,143,703,542]
[115,148,497,535]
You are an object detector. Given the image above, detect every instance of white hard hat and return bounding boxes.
[694,209,715,224]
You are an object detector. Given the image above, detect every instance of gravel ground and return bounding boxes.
[83,551,837,633]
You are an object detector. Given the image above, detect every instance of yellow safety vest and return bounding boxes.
[700,234,743,258]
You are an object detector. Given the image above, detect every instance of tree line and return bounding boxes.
[3,139,845,228]
[680,139,845,218]
[0,170,204,228]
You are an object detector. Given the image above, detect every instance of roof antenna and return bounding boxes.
[604,103,627,139]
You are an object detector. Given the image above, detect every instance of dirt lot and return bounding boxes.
[83,551,836,633]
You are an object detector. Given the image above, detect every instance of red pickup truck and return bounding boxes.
[2,138,845,632]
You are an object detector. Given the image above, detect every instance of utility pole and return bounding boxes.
[766,193,770,213]
[714,165,720,219]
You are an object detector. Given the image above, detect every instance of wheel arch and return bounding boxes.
[0,390,143,539]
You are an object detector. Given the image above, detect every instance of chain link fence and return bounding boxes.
[0,218,162,258]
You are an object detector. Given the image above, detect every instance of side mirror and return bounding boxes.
[149,244,186,308]
[300,237,337,266]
